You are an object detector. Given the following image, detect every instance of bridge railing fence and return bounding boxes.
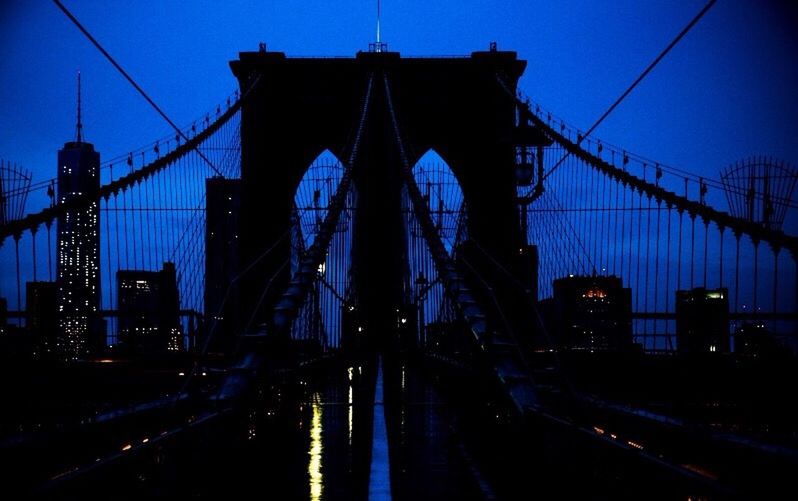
[512,88,797,354]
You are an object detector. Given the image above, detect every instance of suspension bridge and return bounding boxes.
[0,46,796,499]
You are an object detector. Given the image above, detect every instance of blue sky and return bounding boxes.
[0,1,796,232]
[1,1,796,217]
[0,0,796,327]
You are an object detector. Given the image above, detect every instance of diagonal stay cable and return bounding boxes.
[52,0,223,177]
[501,0,716,183]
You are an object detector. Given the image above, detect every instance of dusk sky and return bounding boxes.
[1,0,797,230]
[2,5,798,495]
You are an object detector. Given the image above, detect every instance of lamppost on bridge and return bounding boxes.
[414,273,432,348]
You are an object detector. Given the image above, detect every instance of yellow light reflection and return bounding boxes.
[309,394,323,501]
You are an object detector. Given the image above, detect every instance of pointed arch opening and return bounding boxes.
[289,149,355,350]
[293,149,346,250]
[403,149,468,350]
[409,149,466,254]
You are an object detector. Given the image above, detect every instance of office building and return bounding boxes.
[117,262,183,356]
[56,92,102,359]
[26,281,58,359]
[675,287,729,354]
[548,275,633,351]
[204,177,240,355]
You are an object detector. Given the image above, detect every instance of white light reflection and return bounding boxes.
[348,369,354,447]
[400,365,406,433]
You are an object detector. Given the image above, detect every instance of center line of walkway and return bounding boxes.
[368,357,392,500]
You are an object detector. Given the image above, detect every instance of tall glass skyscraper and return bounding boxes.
[56,139,101,360]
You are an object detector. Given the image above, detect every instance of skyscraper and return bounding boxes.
[675,287,729,354]
[547,275,633,352]
[204,176,240,355]
[117,262,183,356]
[26,281,58,359]
[56,72,102,360]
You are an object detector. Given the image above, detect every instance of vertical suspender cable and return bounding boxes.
[719,227,724,288]
[636,185,643,316]
[677,209,683,292]
[14,235,21,313]
[644,193,652,334]
[734,235,741,314]
[690,214,696,289]
[620,181,626,281]
[773,249,779,316]
[753,241,759,315]
[602,168,609,273]
[654,199,661,343]
[145,172,154,269]
[593,163,600,271]
[138,154,146,269]
[149,170,158,266]
[614,174,620,276]
[124,188,133,269]
[32,228,38,282]
[115,199,123,328]
[105,195,113,315]
[627,187,634,284]
[703,220,709,287]
[157,170,166,268]
[47,221,53,281]
[665,205,673,349]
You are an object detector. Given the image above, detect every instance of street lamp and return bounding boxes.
[415,273,430,347]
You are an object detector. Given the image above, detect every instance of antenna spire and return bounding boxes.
[75,70,83,143]
[376,0,381,44]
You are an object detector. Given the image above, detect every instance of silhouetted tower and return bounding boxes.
[56,72,102,360]
[231,48,531,343]
[27,281,58,359]
[204,177,241,355]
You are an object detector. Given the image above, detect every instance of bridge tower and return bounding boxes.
[231,48,532,347]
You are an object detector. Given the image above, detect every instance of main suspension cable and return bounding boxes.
[52,0,224,176]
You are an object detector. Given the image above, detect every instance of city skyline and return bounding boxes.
[1,2,797,320]
[0,6,796,496]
